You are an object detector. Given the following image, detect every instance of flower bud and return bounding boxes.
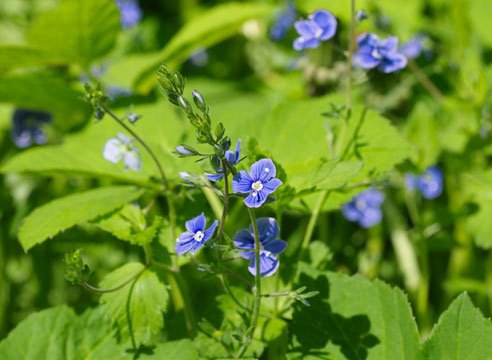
[128,113,140,123]
[175,145,199,157]
[192,90,207,111]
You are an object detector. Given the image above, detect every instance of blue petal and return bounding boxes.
[206,172,224,182]
[418,167,443,199]
[233,229,255,260]
[310,10,337,41]
[378,52,407,73]
[175,238,195,255]
[405,174,418,191]
[250,158,276,182]
[378,36,399,55]
[262,178,282,194]
[400,36,424,59]
[178,231,195,242]
[244,190,268,208]
[232,171,253,193]
[359,207,382,228]
[357,33,379,48]
[255,217,279,244]
[294,20,320,39]
[203,219,219,242]
[342,202,361,222]
[263,239,287,255]
[189,239,206,254]
[248,251,280,277]
[103,138,123,164]
[123,151,141,171]
[353,52,380,69]
[293,37,320,50]
[185,213,206,233]
[360,188,384,207]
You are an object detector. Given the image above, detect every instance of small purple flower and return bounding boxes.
[233,217,287,277]
[103,133,141,171]
[232,158,282,208]
[353,33,408,73]
[189,48,209,67]
[400,35,426,60]
[405,166,443,199]
[176,213,218,255]
[270,2,297,41]
[293,9,337,51]
[356,10,368,22]
[106,85,133,101]
[115,0,142,29]
[11,109,52,148]
[206,139,241,182]
[342,188,385,228]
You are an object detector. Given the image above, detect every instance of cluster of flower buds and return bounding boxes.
[63,249,91,285]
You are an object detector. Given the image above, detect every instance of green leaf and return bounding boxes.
[0,46,51,72]
[463,171,492,249]
[289,269,420,359]
[142,340,199,359]
[93,204,163,246]
[0,73,89,129]
[26,0,120,66]
[0,306,127,360]
[18,186,143,251]
[470,0,492,47]
[422,293,492,359]
[99,263,169,347]
[135,2,274,93]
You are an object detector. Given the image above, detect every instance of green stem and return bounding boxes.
[408,60,444,102]
[236,208,262,358]
[81,265,149,294]
[301,190,329,253]
[346,0,356,111]
[216,159,230,242]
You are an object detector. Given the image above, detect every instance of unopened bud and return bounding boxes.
[175,145,199,157]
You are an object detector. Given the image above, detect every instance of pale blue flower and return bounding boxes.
[103,133,141,170]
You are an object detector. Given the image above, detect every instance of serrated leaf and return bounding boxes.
[99,263,169,347]
[422,293,492,359]
[0,306,127,360]
[93,205,163,246]
[135,2,274,93]
[26,0,120,66]
[18,186,143,251]
[289,269,420,360]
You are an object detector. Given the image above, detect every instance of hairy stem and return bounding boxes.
[216,159,230,242]
[236,208,262,358]
[301,190,329,253]
[408,60,444,102]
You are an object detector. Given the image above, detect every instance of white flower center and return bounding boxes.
[263,250,272,257]
[264,168,270,173]
[371,49,382,59]
[251,181,263,191]
[194,231,205,242]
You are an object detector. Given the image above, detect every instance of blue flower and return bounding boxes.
[342,188,385,228]
[11,109,52,148]
[176,213,218,255]
[115,0,142,29]
[233,217,287,277]
[103,133,141,171]
[356,10,368,22]
[405,166,443,199]
[270,2,297,41]
[353,33,408,73]
[189,48,209,67]
[400,35,426,60]
[232,158,282,208]
[206,139,241,182]
[293,9,337,51]
[106,85,133,101]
